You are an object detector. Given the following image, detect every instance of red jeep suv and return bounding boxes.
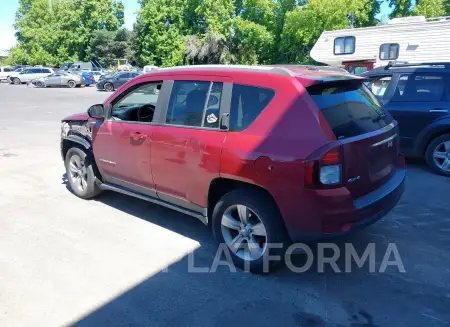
[60,65,406,271]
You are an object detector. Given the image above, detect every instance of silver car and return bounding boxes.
[32,71,85,88]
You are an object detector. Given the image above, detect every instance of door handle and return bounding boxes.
[130,132,147,141]
[430,109,448,113]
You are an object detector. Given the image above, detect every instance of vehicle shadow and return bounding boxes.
[61,173,407,327]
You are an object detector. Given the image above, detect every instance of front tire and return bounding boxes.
[104,82,114,92]
[65,147,102,199]
[67,80,76,88]
[13,77,21,85]
[212,188,289,273]
[425,134,450,176]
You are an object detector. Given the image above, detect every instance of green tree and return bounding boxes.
[9,0,124,66]
[412,0,446,16]
[389,0,414,18]
[134,0,186,67]
[87,28,133,68]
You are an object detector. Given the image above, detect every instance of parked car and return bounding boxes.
[96,71,140,91]
[80,71,95,86]
[90,71,103,83]
[6,67,27,82]
[0,66,12,81]
[29,71,85,88]
[8,67,55,85]
[362,62,450,176]
[60,65,405,272]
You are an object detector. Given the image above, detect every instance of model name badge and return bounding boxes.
[348,176,361,183]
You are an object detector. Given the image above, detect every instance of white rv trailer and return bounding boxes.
[310,16,450,74]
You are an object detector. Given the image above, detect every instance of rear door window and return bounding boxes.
[166,80,224,128]
[307,80,393,139]
[392,74,444,102]
[229,84,275,131]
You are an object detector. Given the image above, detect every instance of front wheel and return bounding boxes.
[212,189,289,273]
[425,134,450,176]
[67,80,76,88]
[104,82,114,92]
[65,147,102,199]
[13,77,21,85]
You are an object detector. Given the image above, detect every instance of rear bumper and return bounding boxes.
[288,165,406,242]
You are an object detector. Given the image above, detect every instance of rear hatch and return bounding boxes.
[307,79,398,198]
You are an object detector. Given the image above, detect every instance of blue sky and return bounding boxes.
[0,0,392,50]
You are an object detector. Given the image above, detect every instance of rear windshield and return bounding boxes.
[307,80,393,139]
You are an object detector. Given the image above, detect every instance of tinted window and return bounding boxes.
[42,69,51,73]
[229,84,275,131]
[380,43,399,60]
[392,74,444,102]
[4,68,11,72]
[166,81,223,128]
[119,73,130,79]
[22,69,32,74]
[334,36,355,55]
[307,80,393,139]
[31,68,41,73]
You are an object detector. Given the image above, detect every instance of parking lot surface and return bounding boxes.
[0,82,449,327]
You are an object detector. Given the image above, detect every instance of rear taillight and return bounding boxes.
[304,147,343,188]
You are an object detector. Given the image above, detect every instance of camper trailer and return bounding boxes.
[310,16,450,74]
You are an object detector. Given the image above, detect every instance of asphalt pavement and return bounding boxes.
[0,82,449,327]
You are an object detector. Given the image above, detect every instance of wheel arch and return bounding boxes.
[61,136,103,182]
[417,120,450,156]
[207,177,285,228]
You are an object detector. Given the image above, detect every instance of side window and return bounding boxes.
[111,82,162,122]
[392,74,444,102]
[334,36,355,55]
[229,84,275,131]
[365,76,392,98]
[380,43,399,60]
[166,81,223,128]
[4,68,11,72]
[120,73,130,79]
[42,69,51,73]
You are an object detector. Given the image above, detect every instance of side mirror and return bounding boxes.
[87,104,105,119]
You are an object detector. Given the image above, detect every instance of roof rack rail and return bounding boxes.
[385,61,450,69]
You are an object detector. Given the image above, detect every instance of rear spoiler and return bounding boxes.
[297,74,367,88]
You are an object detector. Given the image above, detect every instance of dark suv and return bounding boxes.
[60,65,405,271]
[362,62,450,176]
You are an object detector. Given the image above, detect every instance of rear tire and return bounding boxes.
[425,134,450,176]
[212,188,289,273]
[104,82,114,92]
[13,77,21,85]
[65,147,102,199]
[67,80,76,88]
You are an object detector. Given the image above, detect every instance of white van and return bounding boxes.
[143,65,158,73]
[0,67,12,81]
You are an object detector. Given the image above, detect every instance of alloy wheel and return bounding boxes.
[13,78,20,85]
[68,154,88,192]
[104,83,113,92]
[433,141,450,172]
[221,204,267,261]
[68,80,76,88]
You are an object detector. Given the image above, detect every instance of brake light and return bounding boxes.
[320,150,340,165]
[304,146,343,188]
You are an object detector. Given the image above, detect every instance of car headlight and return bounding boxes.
[61,122,71,137]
